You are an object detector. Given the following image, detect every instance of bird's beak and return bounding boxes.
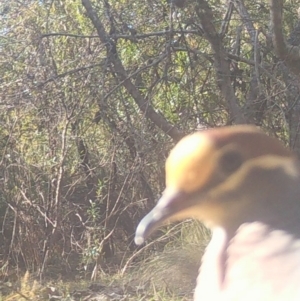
[135,189,197,245]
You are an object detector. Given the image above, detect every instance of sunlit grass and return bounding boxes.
[2,221,210,301]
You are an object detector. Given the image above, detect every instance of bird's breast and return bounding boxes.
[195,222,300,301]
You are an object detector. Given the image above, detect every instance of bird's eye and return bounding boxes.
[219,150,243,174]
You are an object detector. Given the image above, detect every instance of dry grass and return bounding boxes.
[123,220,211,300]
[1,221,210,301]
[2,272,41,301]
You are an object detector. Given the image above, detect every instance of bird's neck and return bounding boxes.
[223,206,300,242]
[223,168,300,240]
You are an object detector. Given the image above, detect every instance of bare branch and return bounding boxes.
[81,0,184,141]
[195,0,247,124]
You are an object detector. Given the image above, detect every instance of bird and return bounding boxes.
[135,125,300,301]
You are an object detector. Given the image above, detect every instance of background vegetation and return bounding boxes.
[1,0,300,299]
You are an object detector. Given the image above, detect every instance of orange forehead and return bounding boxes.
[165,125,292,193]
[166,133,216,192]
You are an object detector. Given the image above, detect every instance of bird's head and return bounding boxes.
[135,125,300,245]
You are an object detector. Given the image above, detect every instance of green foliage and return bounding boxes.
[0,0,299,294]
